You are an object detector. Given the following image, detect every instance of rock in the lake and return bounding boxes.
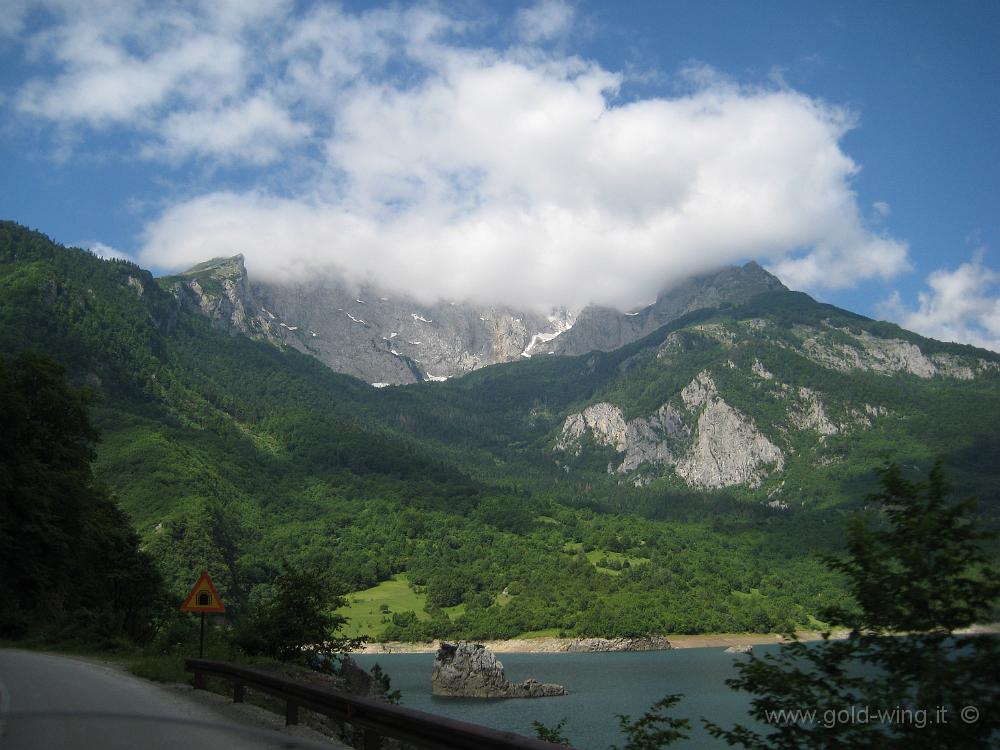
[431,642,567,698]
[724,644,753,654]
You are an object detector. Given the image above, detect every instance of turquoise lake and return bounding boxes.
[354,646,777,749]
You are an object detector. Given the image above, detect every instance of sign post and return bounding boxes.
[180,570,226,658]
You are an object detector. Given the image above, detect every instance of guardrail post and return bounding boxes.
[286,700,299,726]
[233,683,245,703]
[193,672,206,690]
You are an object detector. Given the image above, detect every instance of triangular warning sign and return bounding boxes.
[180,570,226,613]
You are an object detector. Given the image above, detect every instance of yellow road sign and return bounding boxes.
[180,570,226,613]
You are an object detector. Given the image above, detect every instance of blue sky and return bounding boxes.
[1,1,998,350]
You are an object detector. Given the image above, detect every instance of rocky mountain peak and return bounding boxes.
[246,275,576,385]
[159,254,278,343]
[179,254,248,280]
[160,256,791,386]
[539,262,786,357]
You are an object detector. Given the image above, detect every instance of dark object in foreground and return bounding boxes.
[706,461,1000,749]
[186,658,573,749]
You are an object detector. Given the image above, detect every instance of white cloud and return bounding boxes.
[11,2,911,310]
[19,8,247,125]
[873,200,891,218]
[878,253,1000,352]
[144,95,311,165]
[516,0,575,43]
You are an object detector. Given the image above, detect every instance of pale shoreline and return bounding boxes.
[359,623,1000,654]
[359,631,848,654]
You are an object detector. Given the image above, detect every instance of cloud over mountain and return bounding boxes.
[12,1,908,310]
[880,253,1000,353]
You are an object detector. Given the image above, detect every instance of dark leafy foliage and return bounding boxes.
[707,462,1000,749]
[236,560,360,661]
[612,695,691,750]
[533,718,572,745]
[0,351,164,642]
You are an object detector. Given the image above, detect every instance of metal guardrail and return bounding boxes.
[185,658,575,750]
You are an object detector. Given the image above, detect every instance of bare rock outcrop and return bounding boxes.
[797,327,992,380]
[561,636,672,653]
[554,371,783,489]
[788,386,839,436]
[675,372,784,489]
[619,404,689,472]
[557,402,628,454]
[675,396,784,489]
[164,255,278,342]
[557,402,690,471]
[431,642,567,698]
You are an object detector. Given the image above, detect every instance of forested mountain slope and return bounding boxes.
[3,220,997,640]
[365,292,1000,510]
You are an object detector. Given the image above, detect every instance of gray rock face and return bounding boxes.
[675,373,784,489]
[557,403,628,453]
[252,277,578,385]
[555,371,782,489]
[556,402,690,473]
[561,636,672,653]
[538,262,786,357]
[431,642,567,698]
[161,255,279,343]
[797,327,990,380]
[787,386,839,436]
[164,255,575,385]
[619,404,690,472]
[164,256,786,385]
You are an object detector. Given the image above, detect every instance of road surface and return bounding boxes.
[0,649,344,749]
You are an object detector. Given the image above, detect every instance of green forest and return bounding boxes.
[2,220,998,645]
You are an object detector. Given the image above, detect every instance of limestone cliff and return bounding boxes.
[800,326,997,380]
[162,257,788,386]
[549,299,1000,492]
[674,372,784,489]
[555,370,783,490]
[160,255,279,343]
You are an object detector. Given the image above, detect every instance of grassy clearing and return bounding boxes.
[561,543,649,575]
[337,573,430,638]
[732,588,766,601]
[515,628,562,639]
[337,573,510,639]
[585,549,650,576]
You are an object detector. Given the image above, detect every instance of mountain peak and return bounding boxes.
[178,254,247,280]
[160,253,274,340]
[546,262,788,357]
[740,260,785,288]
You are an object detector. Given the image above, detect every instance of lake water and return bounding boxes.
[353,646,778,749]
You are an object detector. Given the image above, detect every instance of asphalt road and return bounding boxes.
[0,649,342,749]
